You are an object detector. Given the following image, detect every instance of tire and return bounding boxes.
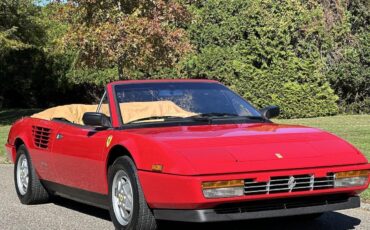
[14,144,50,204]
[108,156,157,230]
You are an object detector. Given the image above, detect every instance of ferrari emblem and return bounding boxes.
[288,176,296,192]
[275,153,283,159]
[106,135,113,147]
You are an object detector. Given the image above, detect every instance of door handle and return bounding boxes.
[56,133,63,140]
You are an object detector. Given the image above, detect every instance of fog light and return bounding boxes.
[202,180,244,198]
[334,170,369,188]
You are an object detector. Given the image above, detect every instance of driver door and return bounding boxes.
[51,92,112,194]
[51,124,111,194]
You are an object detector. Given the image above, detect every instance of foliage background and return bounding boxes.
[0,0,369,118]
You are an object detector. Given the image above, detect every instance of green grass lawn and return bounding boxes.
[0,111,369,200]
[0,109,41,163]
[0,124,10,163]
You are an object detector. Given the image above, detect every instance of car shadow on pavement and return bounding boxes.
[52,197,361,230]
[52,196,111,221]
[159,212,361,230]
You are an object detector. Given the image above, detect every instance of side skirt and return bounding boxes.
[41,180,109,210]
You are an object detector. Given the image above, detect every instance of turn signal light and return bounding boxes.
[335,170,369,179]
[202,180,244,189]
[151,164,163,172]
[202,179,244,198]
[334,170,369,188]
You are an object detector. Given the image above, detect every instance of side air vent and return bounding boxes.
[32,126,52,149]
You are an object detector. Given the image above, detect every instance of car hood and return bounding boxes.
[126,123,368,175]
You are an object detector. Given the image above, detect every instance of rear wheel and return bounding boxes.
[14,144,50,204]
[108,156,157,230]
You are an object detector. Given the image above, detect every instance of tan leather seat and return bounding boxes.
[119,101,196,123]
[31,101,195,125]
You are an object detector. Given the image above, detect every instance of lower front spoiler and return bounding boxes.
[153,195,360,222]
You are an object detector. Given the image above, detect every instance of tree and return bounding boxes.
[0,28,30,57]
[0,0,46,107]
[60,0,192,85]
[0,1,90,108]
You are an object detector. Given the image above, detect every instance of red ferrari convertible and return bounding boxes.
[5,80,370,229]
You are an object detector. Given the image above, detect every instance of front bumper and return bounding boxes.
[138,164,370,209]
[153,195,360,222]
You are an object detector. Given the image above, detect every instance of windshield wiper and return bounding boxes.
[191,113,267,122]
[126,116,186,124]
[126,113,266,125]
[190,112,240,118]
[127,113,240,124]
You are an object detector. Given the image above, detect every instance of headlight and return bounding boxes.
[202,180,244,198]
[334,170,369,188]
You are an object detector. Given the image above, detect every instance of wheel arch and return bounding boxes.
[8,137,27,162]
[14,138,25,151]
[106,144,135,172]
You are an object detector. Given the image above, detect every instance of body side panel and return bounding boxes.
[7,117,62,182]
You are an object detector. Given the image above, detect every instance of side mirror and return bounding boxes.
[260,106,280,119]
[82,112,111,127]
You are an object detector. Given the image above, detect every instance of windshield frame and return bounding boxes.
[112,81,265,128]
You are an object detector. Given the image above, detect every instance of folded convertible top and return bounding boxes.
[31,101,195,125]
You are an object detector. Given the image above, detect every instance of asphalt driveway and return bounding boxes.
[0,164,369,230]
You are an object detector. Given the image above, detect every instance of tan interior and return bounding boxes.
[119,101,196,124]
[31,104,106,125]
[31,101,196,125]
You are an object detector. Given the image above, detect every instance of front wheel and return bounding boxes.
[14,144,50,204]
[108,156,157,230]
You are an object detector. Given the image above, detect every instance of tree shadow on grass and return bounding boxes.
[51,196,361,230]
[0,109,42,125]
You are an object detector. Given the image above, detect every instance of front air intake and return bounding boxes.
[244,173,335,195]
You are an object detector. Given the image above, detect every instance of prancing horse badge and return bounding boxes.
[106,135,113,147]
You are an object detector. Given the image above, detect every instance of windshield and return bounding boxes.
[114,82,263,125]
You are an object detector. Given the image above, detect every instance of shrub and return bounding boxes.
[325,0,370,113]
[180,0,339,118]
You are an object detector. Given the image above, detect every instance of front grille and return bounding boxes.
[32,126,52,149]
[244,173,334,195]
[214,194,349,214]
